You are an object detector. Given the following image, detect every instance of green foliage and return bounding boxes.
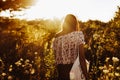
[83,7,120,79]
[0,17,61,80]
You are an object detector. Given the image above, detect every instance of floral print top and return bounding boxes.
[52,31,85,64]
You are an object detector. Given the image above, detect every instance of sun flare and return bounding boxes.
[23,0,76,20]
[0,0,120,22]
[22,0,120,22]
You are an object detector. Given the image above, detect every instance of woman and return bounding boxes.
[52,14,88,80]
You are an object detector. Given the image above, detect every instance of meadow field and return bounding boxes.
[0,7,120,80]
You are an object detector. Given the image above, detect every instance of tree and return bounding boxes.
[0,0,37,11]
[113,6,120,21]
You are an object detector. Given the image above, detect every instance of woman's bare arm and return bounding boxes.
[79,44,88,80]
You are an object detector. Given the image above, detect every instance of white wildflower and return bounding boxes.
[99,66,103,70]
[22,65,25,67]
[30,68,35,74]
[103,69,109,74]
[105,57,110,62]
[15,61,22,66]
[29,64,32,67]
[2,72,6,76]
[88,47,91,50]
[103,65,107,69]
[115,73,119,77]
[31,61,34,63]
[8,76,13,80]
[10,65,12,67]
[116,67,120,70]
[20,58,23,61]
[112,57,119,62]
[16,44,19,49]
[34,52,38,55]
[109,65,112,67]
[9,68,12,72]
[0,58,2,61]
[25,59,30,63]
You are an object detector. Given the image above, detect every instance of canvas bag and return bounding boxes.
[70,56,89,80]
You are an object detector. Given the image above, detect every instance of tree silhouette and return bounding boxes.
[0,0,37,11]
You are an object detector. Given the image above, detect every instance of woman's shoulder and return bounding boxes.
[55,31,70,38]
[55,31,84,39]
[76,31,83,34]
[72,31,84,36]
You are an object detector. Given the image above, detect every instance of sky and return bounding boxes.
[0,0,120,22]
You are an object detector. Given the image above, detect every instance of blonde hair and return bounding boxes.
[62,14,79,31]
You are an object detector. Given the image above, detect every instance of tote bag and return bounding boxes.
[70,56,89,80]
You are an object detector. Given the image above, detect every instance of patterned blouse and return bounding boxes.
[52,31,85,64]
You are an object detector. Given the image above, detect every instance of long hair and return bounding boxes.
[62,14,79,31]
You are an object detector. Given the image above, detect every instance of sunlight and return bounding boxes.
[22,0,72,20]
[0,0,120,22]
[0,10,11,17]
[21,0,120,22]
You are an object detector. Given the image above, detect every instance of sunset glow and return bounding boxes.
[1,0,120,22]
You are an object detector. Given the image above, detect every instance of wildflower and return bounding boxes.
[109,65,112,67]
[88,47,91,50]
[112,57,119,62]
[114,41,118,46]
[25,59,30,63]
[15,61,22,66]
[103,65,107,69]
[102,34,105,38]
[105,57,110,62]
[29,64,32,67]
[8,76,13,80]
[8,65,13,72]
[22,65,25,67]
[115,73,120,77]
[0,58,4,68]
[31,61,34,63]
[0,58,2,61]
[16,44,19,49]
[9,68,12,72]
[108,73,114,77]
[10,65,12,67]
[94,45,97,48]
[24,70,29,74]
[98,46,102,49]
[20,58,23,61]
[103,69,109,74]
[30,68,35,74]
[93,33,100,40]
[2,72,6,76]
[99,66,103,70]
[116,67,120,70]
[34,52,38,55]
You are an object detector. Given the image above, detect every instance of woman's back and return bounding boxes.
[53,31,85,64]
